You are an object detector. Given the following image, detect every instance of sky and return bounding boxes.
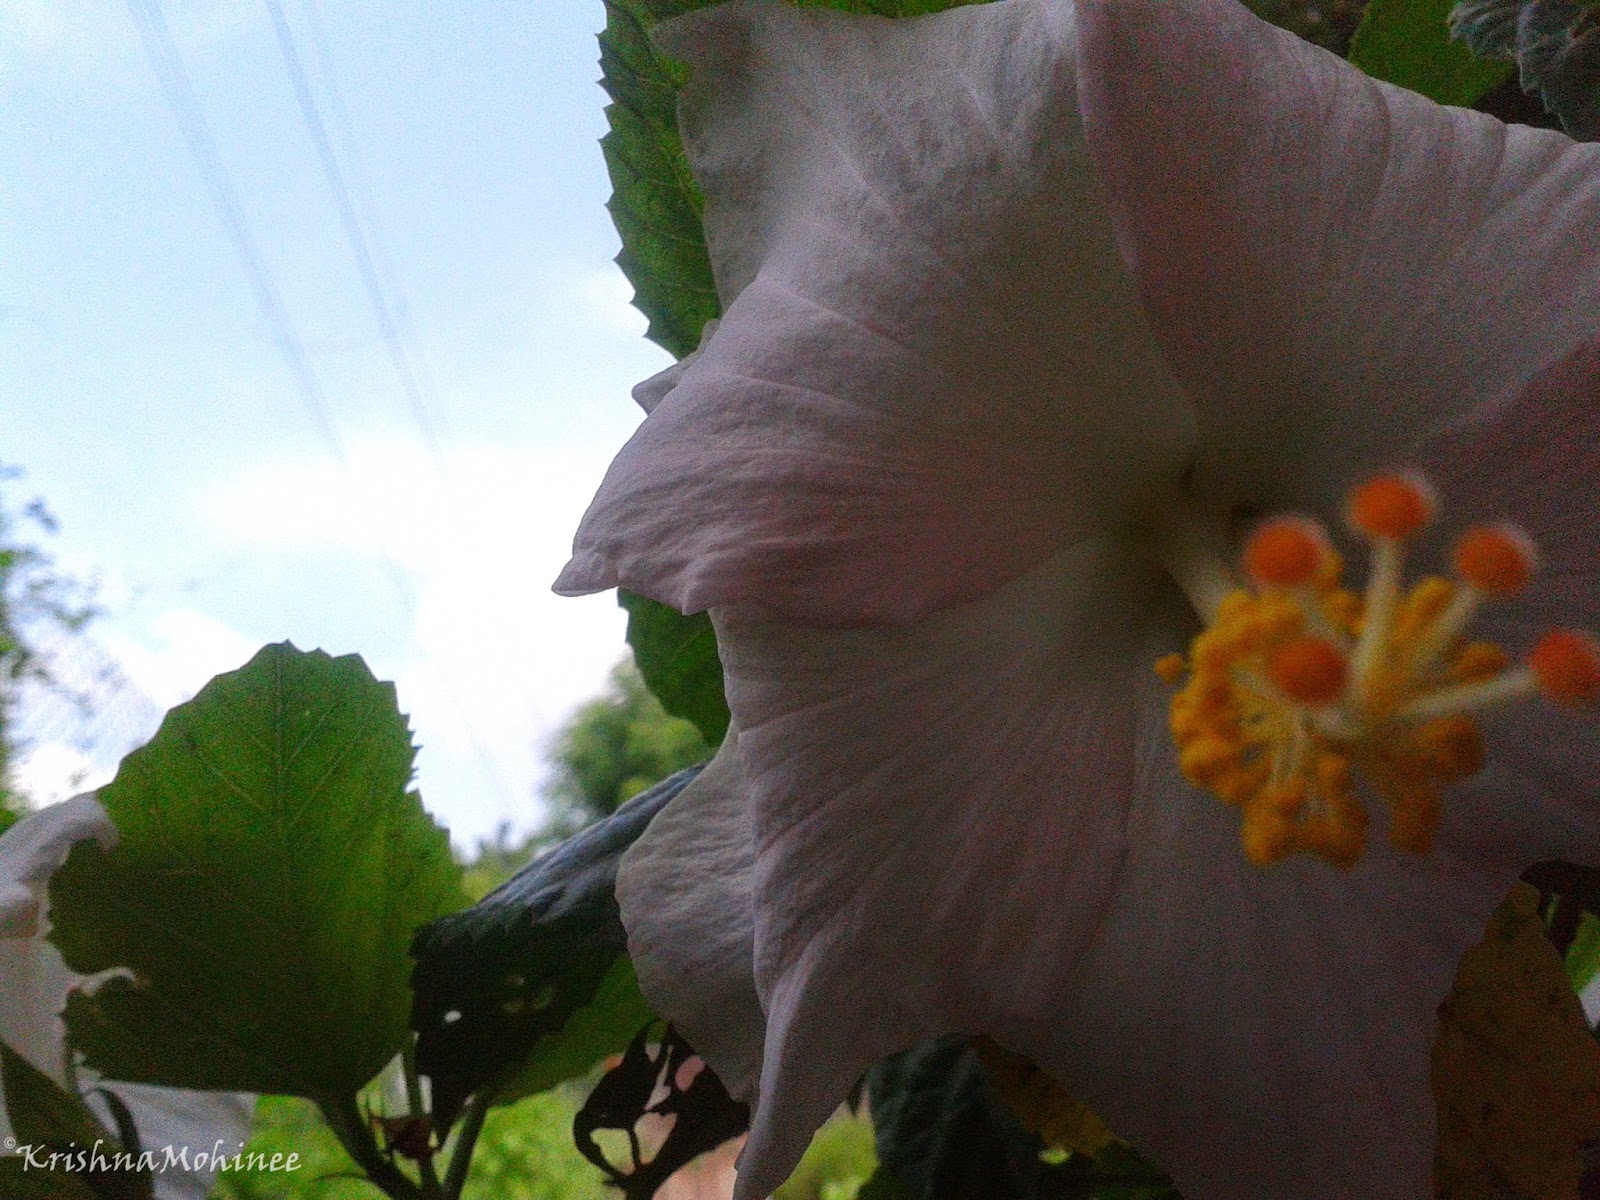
[2,0,674,846]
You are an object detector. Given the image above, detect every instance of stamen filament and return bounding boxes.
[1409,585,1483,670]
[1395,667,1538,722]
[1352,536,1402,696]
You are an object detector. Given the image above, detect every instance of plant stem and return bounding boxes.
[441,1091,490,1200]
[318,1093,426,1200]
[403,1042,443,1197]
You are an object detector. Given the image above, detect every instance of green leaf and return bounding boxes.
[619,592,728,746]
[1566,911,1600,992]
[411,770,694,1126]
[867,1037,1043,1200]
[1348,0,1513,105]
[495,955,655,1102]
[599,0,719,360]
[48,642,464,1099]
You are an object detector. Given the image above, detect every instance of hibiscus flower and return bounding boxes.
[1,796,254,1200]
[557,0,1600,1195]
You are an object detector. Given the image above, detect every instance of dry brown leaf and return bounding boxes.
[1433,883,1600,1199]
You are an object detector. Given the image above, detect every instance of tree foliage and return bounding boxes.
[0,465,99,816]
[543,661,709,837]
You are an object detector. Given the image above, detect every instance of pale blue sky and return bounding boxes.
[3,0,673,844]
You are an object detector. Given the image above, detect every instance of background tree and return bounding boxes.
[0,465,100,826]
[542,661,710,836]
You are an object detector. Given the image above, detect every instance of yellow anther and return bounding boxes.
[1157,469,1597,871]
[1180,737,1241,786]
[1154,654,1186,684]
[1453,642,1510,683]
[1410,716,1484,783]
[1393,577,1455,647]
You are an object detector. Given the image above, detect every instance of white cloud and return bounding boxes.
[10,740,107,809]
[198,436,632,844]
[97,608,261,711]
[8,612,253,810]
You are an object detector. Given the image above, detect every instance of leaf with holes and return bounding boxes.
[411,770,694,1126]
[47,643,463,1100]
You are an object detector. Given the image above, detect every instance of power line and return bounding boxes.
[121,0,518,809]
[124,0,352,472]
[263,0,450,473]
[299,0,423,365]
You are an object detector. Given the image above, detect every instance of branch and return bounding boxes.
[318,1093,427,1200]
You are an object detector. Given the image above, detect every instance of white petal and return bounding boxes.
[0,794,115,939]
[87,1082,256,1200]
[704,547,1591,1198]
[1076,0,1600,517]
[617,733,765,1103]
[560,0,1194,625]
[0,795,116,1090]
[710,542,1178,1196]
[632,319,719,415]
[1034,746,1530,1200]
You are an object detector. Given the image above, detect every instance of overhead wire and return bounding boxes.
[123,0,353,476]
[262,0,451,473]
[260,0,520,808]
[121,0,518,809]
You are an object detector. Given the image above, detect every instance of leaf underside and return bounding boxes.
[49,642,463,1099]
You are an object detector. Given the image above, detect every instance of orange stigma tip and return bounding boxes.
[1243,517,1327,588]
[1266,636,1349,707]
[1347,471,1435,540]
[1530,629,1600,707]
[1453,523,1537,595]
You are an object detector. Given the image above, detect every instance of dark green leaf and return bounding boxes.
[599,0,719,360]
[49,643,464,1099]
[497,956,655,1102]
[411,768,696,1127]
[866,1037,1042,1200]
[619,592,728,746]
[0,1046,153,1200]
[1349,0,1512,104]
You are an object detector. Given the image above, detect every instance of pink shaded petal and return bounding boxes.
[560,0,1192,625]
[1077,0,1600,516]
[617,736,766,1103]
[1035,743,1544,1200]
[712,543,1166,1194]
[1412,340,1600,862]
[705,546,1599,1198]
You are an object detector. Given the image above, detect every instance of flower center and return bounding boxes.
[1154,472,1600,870]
